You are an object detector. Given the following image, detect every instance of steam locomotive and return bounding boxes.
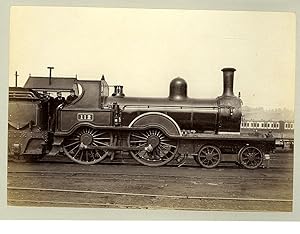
[8,68,275,169]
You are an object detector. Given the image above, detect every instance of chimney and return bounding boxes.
[221,68,236,96]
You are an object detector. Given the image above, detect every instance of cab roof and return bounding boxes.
[24,76,78,93]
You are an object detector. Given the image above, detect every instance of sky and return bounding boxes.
[9,6,296,110]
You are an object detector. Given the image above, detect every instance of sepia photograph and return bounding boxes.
[6,6,295,214]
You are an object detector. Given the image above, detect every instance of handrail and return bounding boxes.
[121,104,231,110]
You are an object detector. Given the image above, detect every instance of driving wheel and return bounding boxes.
[63,127,113,165]
[128,128,178,167]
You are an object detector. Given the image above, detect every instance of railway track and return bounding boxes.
[7,186,292,212]
[7,169,292,183]
[7,152,294,211]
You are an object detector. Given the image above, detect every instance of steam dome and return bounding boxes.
[169,77,188,101]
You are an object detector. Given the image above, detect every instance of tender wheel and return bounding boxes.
[128,129,178,167]
[63,127,113,165]
[197,145,221,168]
[239,146,263,169]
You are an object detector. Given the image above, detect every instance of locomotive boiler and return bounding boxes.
[8,68,275,169]
[107,68,242,134]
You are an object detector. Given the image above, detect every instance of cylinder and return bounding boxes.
[221,68,236,96]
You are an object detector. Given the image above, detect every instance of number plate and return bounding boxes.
[77,113,94,121]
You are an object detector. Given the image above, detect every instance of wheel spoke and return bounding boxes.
[69,144,79,153]
[93,140,110,147]
[143,132,150,138]
[67,137,80,141]
[130,140,147,144]
[64,141,80,148]
[93,132,106,138]
[93,137,111,140]
[160,142,176,148]
[132,134,147,140]
[73,148,81,158]
[79,151,83,161]
[157,147,170,159]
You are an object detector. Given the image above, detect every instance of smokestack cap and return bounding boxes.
[221,68,236,72]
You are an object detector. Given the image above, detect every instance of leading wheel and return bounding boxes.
[128,129,178,167]
[63,127,113,165]
[239,146,263,169]
[197,145,221,168]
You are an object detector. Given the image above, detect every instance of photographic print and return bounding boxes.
[7,6,295,212]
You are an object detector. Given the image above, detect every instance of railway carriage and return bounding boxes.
[8,68,275,169]
[240,119,294,149]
